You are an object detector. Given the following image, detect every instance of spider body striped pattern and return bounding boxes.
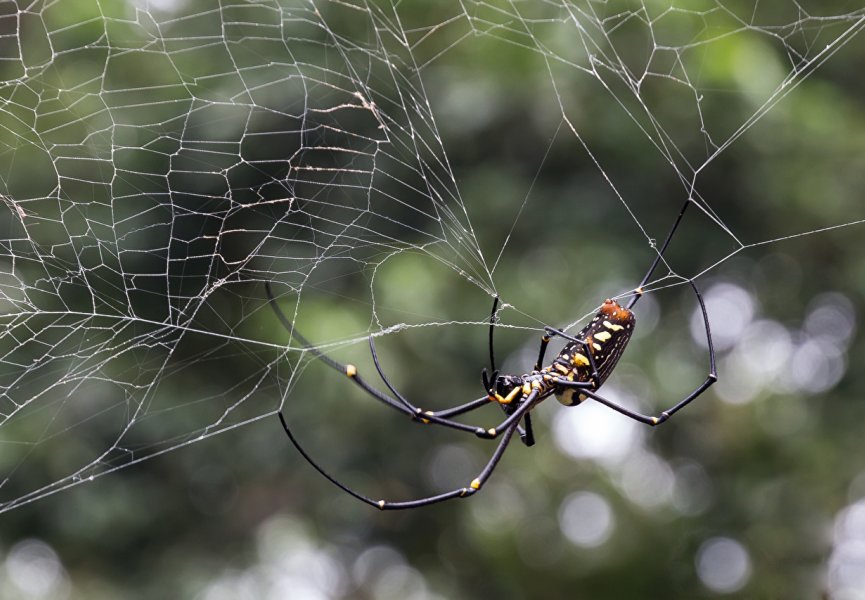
[485,299,634,412]
[549,298,636,407]
[267,198,717,510]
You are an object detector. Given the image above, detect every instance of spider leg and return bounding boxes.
[500,328,556,449]
[554,378,715,426]
[488,295,499,373]
[266,282,488,437]
[368,335,509,433]
[534,333,551,371]
[379,423,520,509]
[480,389,544,439]
[427,397,531,441]
[353,355,488,435]
[521,413,535,446]
[627,196,692,310]
[482,367,532,444]
[553,279,717,426]
[278,411,520,510]
[485,295,532,445]
[433,396,490,418]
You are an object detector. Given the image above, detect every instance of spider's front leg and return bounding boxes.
[266,281,490,438]
[366,335,504,434]
[484,294,535,447]
[368,335,544,441]
[473,387,545,440]
[278,411,521,509]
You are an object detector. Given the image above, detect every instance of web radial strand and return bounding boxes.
[0,0,860,513]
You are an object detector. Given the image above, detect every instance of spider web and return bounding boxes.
[0,0,863,516]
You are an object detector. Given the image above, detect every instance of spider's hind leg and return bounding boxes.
[552,279,718,427]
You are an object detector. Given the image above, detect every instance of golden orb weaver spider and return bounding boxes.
[266,198,717,510]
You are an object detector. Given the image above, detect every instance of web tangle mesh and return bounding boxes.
[0,0,862,512]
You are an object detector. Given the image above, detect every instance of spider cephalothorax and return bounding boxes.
[267,198,717,510]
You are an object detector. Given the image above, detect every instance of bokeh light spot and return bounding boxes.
[553,387,642,466]
[695,537,752,594]
[5,539,69,600]
[559,491,615,548]
[828,499,865,596]
[617,450,675,510]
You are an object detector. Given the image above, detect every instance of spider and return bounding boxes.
[266,199,717,510]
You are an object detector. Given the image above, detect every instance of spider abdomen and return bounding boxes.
[552,299,636,406]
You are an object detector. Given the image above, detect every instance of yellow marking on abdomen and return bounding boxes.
[557,388,589,406]
[603,320,624,331]
[557,388,576,406]
[593,331,612,342]
[572,353,590,366]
